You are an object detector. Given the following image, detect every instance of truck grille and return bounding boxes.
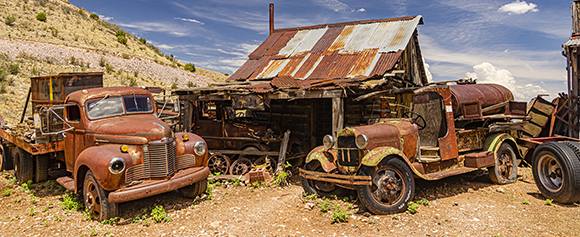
[337,136,360,166]
[125,138,196,183]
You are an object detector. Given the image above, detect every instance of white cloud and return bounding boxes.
[498,1,539,15]
[466,62,546,100]
[175,17,205,25]
[156,44,174,50]
[314,0,352,12]
[98,15,113,21]
[356,8,366,12]
[423,59,433,83]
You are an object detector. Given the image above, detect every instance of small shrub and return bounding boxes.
[151,205,171,223]
[2,189,11,196]
[407,201,419,214]
[115,30,125,37]
[416,198,430,206]
[82,208,92,220]
[117,36,127,45]
[251,181,260,188]
[545,199,553,205]
[171,83,178,89]
[61,193,82,211]
[274,172,289,186]
[89,13,99,20]
[392,214,400,220]
[318,199,333,213]
[129,77,137,86]
[69,56,76,65]
[184,63,196,73]
[187,81,195,88]
[139,38,146,44]
[8,64,18,75]
[304,193,318,200]
[29,207,37,216]
[105,64,114,73]
[99,57,106,67]
[122,54,130,59]
[101,217,120,224]
[5,16,15,25]
[521,200,530,205]
[36,12,47,22]
[331,210,349,223]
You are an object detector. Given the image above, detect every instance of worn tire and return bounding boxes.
[34,155,49,183]
[83,170,118,221]
[357,158,415,214]
[532,142,580,203]
[301,162,350,197]
[489,143,518,184]
[1,144,13,170]
[178,178,208,198]
[563,142,580,159]
[14,148,34,184]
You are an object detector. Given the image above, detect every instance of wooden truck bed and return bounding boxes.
[0,128,64,155]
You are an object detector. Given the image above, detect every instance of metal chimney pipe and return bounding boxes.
[573,0,580,35]
[269,3,274,35]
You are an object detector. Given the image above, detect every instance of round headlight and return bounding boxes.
[323,135,336,149]
[108,158,125,174]
[194,141,207,156]
[356,134,369,149]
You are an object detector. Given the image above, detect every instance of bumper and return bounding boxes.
[108,166,210,203]
[299,168,371,186]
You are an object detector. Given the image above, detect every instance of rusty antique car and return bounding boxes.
[0,73,210,221]
[300,82,555,214]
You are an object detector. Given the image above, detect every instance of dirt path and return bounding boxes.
[0,167,579,236]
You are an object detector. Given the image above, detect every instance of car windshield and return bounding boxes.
[87,95,153,119]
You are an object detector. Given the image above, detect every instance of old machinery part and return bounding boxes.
[208,153,231,174]
[108,158,126,174]
[323,135,336,149]
[355,134,369,149]
[301,162,350,197]
[402,111,426,130]
[229,158,253,175]
[253,156,277,170]
[194,141,207,156]
[488,143,517,184]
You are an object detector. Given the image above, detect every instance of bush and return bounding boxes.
[171,83,178,89]
[151,205,171,223]
[117,35,127,45]
[122,54,130,59]
[115,30,125,37]
[36,12,47,22]
[8,64,19,75]
[184,63,196,73]
[139,38,146,44]
[5,16,15,25]
[99,57,106,67]
[331,210,349,223]
[89,13,99,20]
[187,81,195,88]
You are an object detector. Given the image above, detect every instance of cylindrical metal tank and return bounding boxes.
[449,84,514,117]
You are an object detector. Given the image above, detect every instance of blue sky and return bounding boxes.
[70,0,572,101]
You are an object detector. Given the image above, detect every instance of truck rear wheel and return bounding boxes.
[301,162,350,197]
[83,170,118,221]
[1,144,13,170]
[489,143,517,184]
[178,178,208,198]
[34,155,49,183]
[532,142,580,203]
[14,148,34,184]
[357,158,415,214]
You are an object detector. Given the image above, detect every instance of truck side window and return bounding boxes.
[67,105,81,122]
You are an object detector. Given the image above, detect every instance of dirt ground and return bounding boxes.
[0,166,579,237]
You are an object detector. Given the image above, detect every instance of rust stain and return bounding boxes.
[348,48,378,77]
[327,25,355,53]
[278,57,304,76]
[311,26,345,54]
[293,53,322,79]
[265,31,297,56]
[248,31,283,60]
[369,50,403,77]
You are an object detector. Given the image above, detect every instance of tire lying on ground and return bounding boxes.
[532,142,580,203]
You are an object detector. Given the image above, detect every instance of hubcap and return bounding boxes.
[498,151,514,179]
[85,180,101,218]
[371,167,404,206]
[538,154,563,192]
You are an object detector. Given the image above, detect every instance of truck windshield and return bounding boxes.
[87,95,153,119]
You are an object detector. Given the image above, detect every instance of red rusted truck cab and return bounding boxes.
[61,86,209,220]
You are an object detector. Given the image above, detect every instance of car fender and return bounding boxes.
[304,146,336,172]
[74,145,131,192]
[361,147,409,167]
[175,132,208,166]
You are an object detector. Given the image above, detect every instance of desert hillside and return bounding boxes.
[0,0,228,123]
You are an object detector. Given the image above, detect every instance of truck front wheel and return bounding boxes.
[177,178,208,198]
[83,170,118,221]
[357,158,415,214]
[532,142,580,203]
[489,143,517,184]
[14,148,34,184]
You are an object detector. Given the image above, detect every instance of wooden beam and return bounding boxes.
[332,97,344,137]
[275,130,291,174]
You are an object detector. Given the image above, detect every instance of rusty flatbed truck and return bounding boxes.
[300,82,580,214]
[0,73,210,221]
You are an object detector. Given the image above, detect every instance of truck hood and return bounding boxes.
[88,114,173,142]
[338,120,418,151]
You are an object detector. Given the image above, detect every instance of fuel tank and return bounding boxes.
[449,84,514,117]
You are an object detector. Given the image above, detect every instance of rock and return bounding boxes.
[210,221,222,228]
[304,203,315,210]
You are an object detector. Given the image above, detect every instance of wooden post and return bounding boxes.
[275,130,291,174]
[332,97,344,137]
[20,87,32,123]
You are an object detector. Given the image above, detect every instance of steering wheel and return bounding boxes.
[403,111,426,130]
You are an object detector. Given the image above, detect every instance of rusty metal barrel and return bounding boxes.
[449,84,514,117]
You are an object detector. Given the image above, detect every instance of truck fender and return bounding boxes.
[360,147,428,179]
[175,132,208,166]
[304,146,336,172]
[74,145,131,193]
[483,133,522,159]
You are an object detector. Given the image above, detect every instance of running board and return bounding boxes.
[56,176,75,191]
[299,168,372,186]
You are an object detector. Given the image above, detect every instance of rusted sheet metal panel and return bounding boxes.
[290,27,328,57]
[292,53,319,79]
[247,56,274,80]
[307,52,340,79]
[366,21,397,49]
[327,25,356,53]
[379,16,422,53]
[227,58,265,81]
[271,76,304,89]
[341,23,380,54]
[265,31,297,56]
[347,49,379,78]
[311,26,344,54]
[449,84,514,117]
[242,83,273,93]
[300,54,325,79]
[273,15,420,35]
[248,31,283,60]
[327,53,359,79]
[256,58,290,79]
[278,56,304,77]
[278,30,310,57]
[368,50,403,77]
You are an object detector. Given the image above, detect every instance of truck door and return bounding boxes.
[64,103,85,172]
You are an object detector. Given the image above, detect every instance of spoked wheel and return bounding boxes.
[301,162,350,197]
[357,158,414,214]
[83,170,118,221]
[229,158,253,175]
[489,143,517,184]
[253,156,277,170]
[14,148,34,184]
[208,153,231,174]
[532,142,580,203]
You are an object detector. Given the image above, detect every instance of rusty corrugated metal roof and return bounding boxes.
[271,76,304,89]
[228,15,423,87]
